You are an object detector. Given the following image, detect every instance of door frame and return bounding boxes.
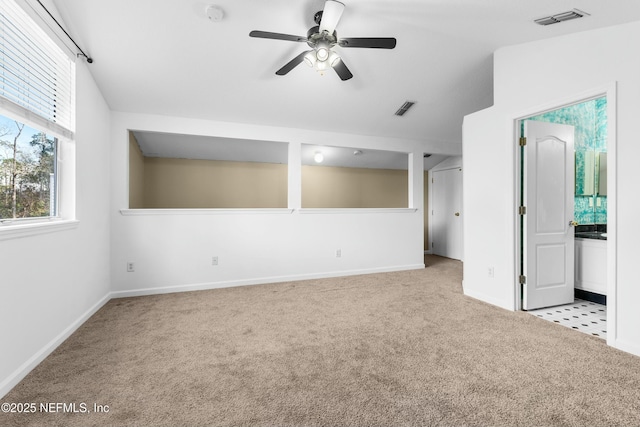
[513,83,617,346]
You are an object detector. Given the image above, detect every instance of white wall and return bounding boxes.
[463,21,640,355]
[0,61,112,396]
[110,113,453,296]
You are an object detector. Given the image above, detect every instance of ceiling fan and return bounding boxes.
[249,0,396,81]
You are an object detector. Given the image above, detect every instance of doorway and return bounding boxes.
[514,88,616,343]
[431,167,463,260]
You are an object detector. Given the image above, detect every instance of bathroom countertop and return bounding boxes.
[575,224,607,240]
[575,231,607,240]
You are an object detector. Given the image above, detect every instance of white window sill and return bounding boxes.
[0,219,79,241]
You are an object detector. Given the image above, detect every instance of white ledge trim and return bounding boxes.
[120,208,295,216]
[0,219,79,241]
[298,208,418,214]
[120,208,418,216]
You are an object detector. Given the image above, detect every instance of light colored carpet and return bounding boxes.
[3,255,640,426]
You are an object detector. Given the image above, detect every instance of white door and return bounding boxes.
[432,167,463,260]
[523,121,575,310]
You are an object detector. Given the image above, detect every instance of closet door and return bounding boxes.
[432,167,462,260]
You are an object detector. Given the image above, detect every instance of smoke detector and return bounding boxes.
[206,5,225,22]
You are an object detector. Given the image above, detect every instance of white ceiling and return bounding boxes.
[53,1,640,161]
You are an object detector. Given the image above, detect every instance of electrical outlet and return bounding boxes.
[127,262,135,272]
[212,256,218,266]
[336,249,342,258]
[488,267,494,278]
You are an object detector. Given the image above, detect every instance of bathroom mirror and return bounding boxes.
[598,152,607,196]
[574,149,607,225]
[575,150,595,196]
[574,150,607,197]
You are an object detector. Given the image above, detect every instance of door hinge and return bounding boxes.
[519,275,527,285]
[519,137,527,146]
[519,206,527,215]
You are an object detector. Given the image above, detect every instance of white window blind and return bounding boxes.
[0,0,75,139]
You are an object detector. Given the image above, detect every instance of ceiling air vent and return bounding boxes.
[535,9,589,26]
[395,101,416,116]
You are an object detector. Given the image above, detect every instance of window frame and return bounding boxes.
[0,0,77,238]
[0,108,77,238]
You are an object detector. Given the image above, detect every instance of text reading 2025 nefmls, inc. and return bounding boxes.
[1,402,110,414]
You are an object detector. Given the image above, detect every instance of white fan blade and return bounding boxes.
[319,0,345,34]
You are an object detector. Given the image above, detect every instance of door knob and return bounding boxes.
[455,212,460,216]
[569,220,578,227]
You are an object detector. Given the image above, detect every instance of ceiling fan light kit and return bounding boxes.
[249,0,396,81]
[316,44,329,61]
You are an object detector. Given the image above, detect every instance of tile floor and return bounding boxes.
[527,298,607,339]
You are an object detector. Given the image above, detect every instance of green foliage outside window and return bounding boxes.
[0,114,57,219]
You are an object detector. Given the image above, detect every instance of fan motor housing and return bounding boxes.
[306,25,337,48]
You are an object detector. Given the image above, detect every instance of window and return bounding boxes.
[0,0,75,226]
[0,114,57,219]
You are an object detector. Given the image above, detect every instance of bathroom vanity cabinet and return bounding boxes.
[575,237,607,295]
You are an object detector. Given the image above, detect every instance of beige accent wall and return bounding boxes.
[302,165,408,208]
[130,155,412,210]
[142,158,288,208]
[129,132,145,208]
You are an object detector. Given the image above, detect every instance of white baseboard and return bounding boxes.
[111,264,426,299]
[462,283,515,311]
[0,293,111,399]
[610,338,640,358]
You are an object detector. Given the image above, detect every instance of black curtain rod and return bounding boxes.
[36,0,93,63]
